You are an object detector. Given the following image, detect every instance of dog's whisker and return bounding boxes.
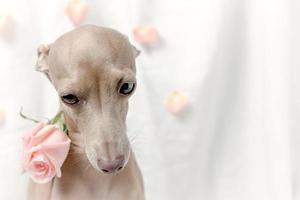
[129,134,147,145]
[129,133,138,140]
[129,134,139,144]
[131,137,147,143]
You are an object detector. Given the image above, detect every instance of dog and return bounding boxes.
[27,25,144,200]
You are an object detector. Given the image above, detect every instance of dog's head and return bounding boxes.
[36,25,140,174]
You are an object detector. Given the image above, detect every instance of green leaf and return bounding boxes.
[51,111,69,135]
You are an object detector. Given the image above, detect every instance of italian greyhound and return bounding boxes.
[28,25,144,200]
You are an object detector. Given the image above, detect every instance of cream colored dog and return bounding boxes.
[28,25,144,200]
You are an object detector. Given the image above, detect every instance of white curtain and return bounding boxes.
[0,0,299,199]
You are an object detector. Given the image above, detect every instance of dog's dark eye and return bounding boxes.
[119,82,135,96]
[61,94,80,105]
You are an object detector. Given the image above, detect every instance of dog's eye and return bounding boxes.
[61,94,80,105]
[119,82,135,96]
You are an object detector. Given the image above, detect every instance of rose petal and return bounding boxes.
[22,123,44,149]
[26,153,56,184]
[42,140,71,177]
[30,169,56,184]
[28,125,56,147]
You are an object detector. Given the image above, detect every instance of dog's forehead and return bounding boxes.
[49,25,135,76]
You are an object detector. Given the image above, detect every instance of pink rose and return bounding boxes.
[22,123,71,184]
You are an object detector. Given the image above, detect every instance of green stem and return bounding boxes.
[19,107,40,123]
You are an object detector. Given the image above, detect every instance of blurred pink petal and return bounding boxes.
[165,91,188,114]
[133,25,159,45]
[65,0,89,27]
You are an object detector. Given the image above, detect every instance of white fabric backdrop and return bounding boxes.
[0,0,299,199]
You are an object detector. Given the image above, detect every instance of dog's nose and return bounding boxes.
[97,155,125,174]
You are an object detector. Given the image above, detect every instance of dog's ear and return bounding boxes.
[132,45,140,58]
[35,44,51,80]
[123,34,140,58]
